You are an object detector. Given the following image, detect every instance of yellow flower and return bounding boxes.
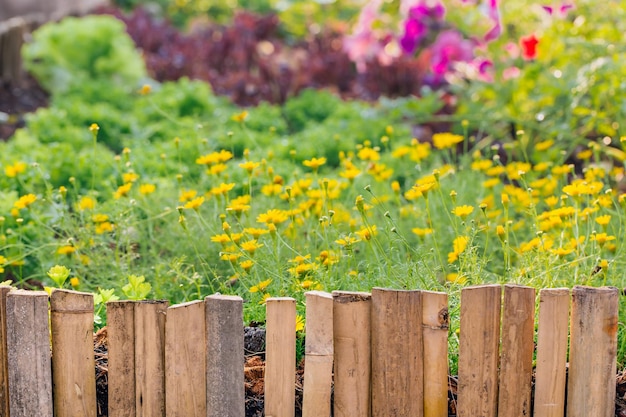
[239,259,254,271]
[250,278,272,293]
[496,225,505,241]
[576,149,593,160]
[139,84,152,95]
[92,213,109,223]
[412,227,434,237]
[239,161,260,173]
[139,184,156,195]
[0,255,7,274]
[211,234,232,244]
[196,150,234,165]
[211,182,236,196]
[5,161,27,177]
[335,235,361,247]
[208,163,228,176]
[240,239,263,254]
[303,157,327,170]
[179,189,198,202]
[296,315,305,332]
[595,214,611,227]
[432,133,464,150]
[122,172,140,183]
[95,221,114,234]
[114,183,132,199]
[448,236,469,263]
[534,139,554,151]
[257,209,289,224]
[89,123,100,133]
[357,147,380,161]
[78,196,96,211]
[243,227,269,238]
[446,273,467,285]
[355,225,377,241]
[184,196,205,210]
[451,205,474,219]
[57,245,76,255]
[592,233,616,247]
[259,293,271,305]
[261,184,283,196]
[231,110,248,123]
[14,194,37,209]
[70,277,80,288]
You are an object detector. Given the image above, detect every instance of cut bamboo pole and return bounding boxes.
[333,291,371,417]
[265,297,296,417]
[205,294,245,417]
[456,284,501,417]
[422,290,449,417]
[165,300,206,417]
[50,290,96,417]
[134,300,168,417]
[566,286,618,417]
[107,301,136,417]
[302,291,333,417]
[534,288,569,417]
[0,286,11,417]
[6,290,53,417]
[371,288,423,417]
[497,285,535,417]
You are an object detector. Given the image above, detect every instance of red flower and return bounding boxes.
[520,34,539,60]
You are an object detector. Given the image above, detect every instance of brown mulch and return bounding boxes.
[91,329,626,417]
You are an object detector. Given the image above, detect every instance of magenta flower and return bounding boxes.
[399,1,446,54]
[430,30,475,79]
[542,2,575,18]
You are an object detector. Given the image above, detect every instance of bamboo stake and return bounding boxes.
[566,286,618,417]
[205,294,244,417]
[422,290,448,417]
[302,291,333,417]
[497,285,535,417]
[456,284,501,417]
[50,290,96,417]
[534,288,569,417]
[107,301,136,417]
[333,291,371,417]
[0,286,11,417]
[165,300,206,417]
[371,288,423,417]
[6,290,53,417]
[265,297,296,417]
[134,301,168,417]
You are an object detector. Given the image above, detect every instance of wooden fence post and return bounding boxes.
[165,300,206,417]
[6,290,53,417]
[371,288,423,417]
[456,284,501,417]
[534,288,569,417]
[265,297,296,417]
[422,290,448,417]
[333,291,371,417]
[205,294,244,417]
[107,301,136,417]
[0,286,11,417]
[50,290,96,417]
[567,286,618,417]
[134,301,168,417]
[302,291,333,417]
[497,284,535,417]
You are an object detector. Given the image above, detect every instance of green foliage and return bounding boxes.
[23,15,147,94]
[122,274,152,300]
[283,89,340,133]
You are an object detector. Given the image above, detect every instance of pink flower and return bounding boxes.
[502,66,521,80]
[542,2,575,18]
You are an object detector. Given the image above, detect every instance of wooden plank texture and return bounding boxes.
[497,285,535,417]
[265,297,296,417]
[165,300,206,417]
[107,301,136,417]
[567,286,618,417]
[534,288,569,417]
[0,286,10,417]
[205,294,245,417]
[456,284,501,417]
[50,290,96,417]
[332,291,371,417]
[422,290,449,417]
[6,290,53,417]
[134,301,168,417]
[302,291,333,417]
[371,288,423,417]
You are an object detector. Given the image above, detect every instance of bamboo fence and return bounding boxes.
[0,284,619,417]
